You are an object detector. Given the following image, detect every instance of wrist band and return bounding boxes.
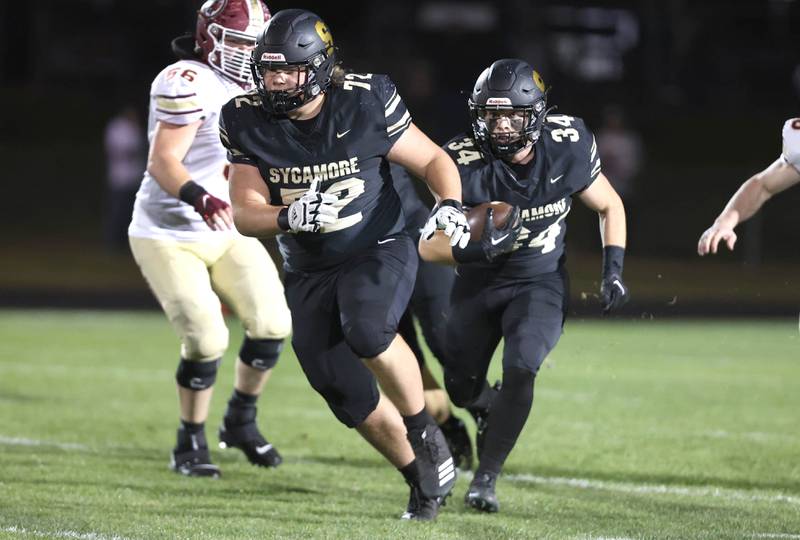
[178,180,207,205]
[277,207,290,231]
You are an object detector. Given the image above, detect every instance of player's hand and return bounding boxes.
[600,245,629,315]
[600,274,629,315]
[481,206,521,262]
[421,199,470,249]
[697,224,737,256]
[287,179,339,233]
[180,181,234,231]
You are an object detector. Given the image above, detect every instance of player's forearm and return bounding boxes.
[232,202,285,238]
[147,152,192,199]
[715,176,771,229]
[598,197,627,248]
[418,231,456,264]
[422,151,462,203]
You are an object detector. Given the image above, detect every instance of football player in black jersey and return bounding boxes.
[420,59,629,513]
[392,164,474,471]
[219,9,469,520]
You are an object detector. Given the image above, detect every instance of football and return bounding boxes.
[466,201,514,241]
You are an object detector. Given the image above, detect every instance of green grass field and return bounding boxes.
[0,310,798,539]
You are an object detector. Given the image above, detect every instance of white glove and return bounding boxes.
[420,199,470,249]
[287,179,339,233]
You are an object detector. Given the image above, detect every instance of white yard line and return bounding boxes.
[0,436,88,451]
[503,473,800,506]
[1,526,129,540]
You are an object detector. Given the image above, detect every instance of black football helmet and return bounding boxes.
[468,59,549,157]
[250,9,336,114]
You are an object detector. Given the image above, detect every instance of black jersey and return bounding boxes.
[444,114,601,279]
[390,163,430,240]
[219,73,412,272]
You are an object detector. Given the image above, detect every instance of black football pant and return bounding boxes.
[284,233,417,427]
[442,268,569,475]
[397,256,456,369]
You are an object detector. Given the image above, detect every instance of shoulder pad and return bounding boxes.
[442,133,485,171]
[152,61,211,124]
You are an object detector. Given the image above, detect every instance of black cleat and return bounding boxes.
[218,419,282,468]
[465,472,499,513]
[470,381,501,460]
[439,415,473,471]
[407,424,456,499]
[169,429,220,478]
[400,482,446,521]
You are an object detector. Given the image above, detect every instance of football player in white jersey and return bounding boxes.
[698,118,800,255]
[128,0,291,477]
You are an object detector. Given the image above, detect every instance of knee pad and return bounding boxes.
[239,337,283,371]
[176,358,220,390]
[342,318,394,359]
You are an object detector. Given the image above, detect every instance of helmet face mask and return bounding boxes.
[195,0,270,86]
[468,60,548,158]
[250,9,336,114]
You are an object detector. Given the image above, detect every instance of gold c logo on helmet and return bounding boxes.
[533,70,545,92]
[315,20,334,55]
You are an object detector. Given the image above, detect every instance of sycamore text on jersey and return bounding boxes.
[520,198,567,222]
[267,157,361,184]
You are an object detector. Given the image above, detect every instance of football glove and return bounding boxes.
[600,245,630,315]
[179,180,232,231]
[421,199,470,249]
[481,206,521,262]
[285,179,338,233]
[452,206,521,263]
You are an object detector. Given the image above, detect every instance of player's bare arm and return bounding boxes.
[418,230,455,264]
[697,158,800,255]
[577,172,627,248]
[148,119,233,230]
[387,123,462,203]
[228,162,283,237]
[389,123,470,248]
[147,120,202,197]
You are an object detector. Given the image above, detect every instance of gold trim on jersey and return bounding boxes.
[156,96,202,112]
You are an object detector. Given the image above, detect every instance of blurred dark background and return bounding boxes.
[1,0,798,315]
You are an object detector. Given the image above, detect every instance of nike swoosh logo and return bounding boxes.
[377,238,396,245]
[612,279,625,294]
[255,444,273,455]
[490,234,509,245]
[336,129,351,139]
[549,174,564,184]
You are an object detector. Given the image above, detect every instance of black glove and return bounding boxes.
[600,245,630,315]
[454,206,522,263]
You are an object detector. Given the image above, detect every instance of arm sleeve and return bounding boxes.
[151,66,207,125]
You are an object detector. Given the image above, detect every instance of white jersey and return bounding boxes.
[781,118,800,171]
[129,60,246,241]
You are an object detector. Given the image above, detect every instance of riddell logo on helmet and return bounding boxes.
[261,52,286,61]
[486,97,512,105]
